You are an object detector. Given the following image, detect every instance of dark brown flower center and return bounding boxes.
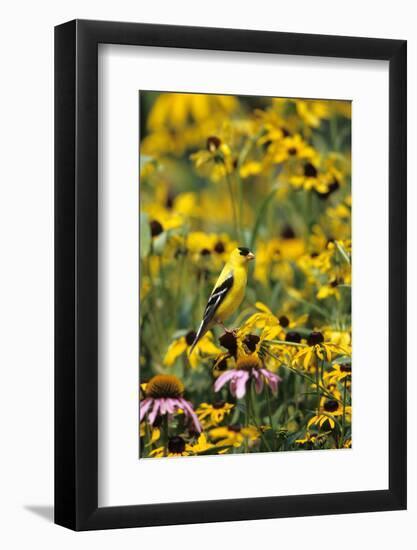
[340,363,351,373]
[228,424,241,433]
[307,331,324,346]
[243,334,260,352]
[168,436,186,454]
[185,330,197,346]
[323,400,339,413]
[288,147,297,156]
[200,248,211,256]
[146,374,184,398]
[165,192,175,209]
[317,179,340,200]
[213,400,226,409]
[207,135,222,152]
[214,357,228,371]
[304,162,318,178]
[279,315,290,328]
[281,225,296,239]
[219,331,238,357]
[150,219,163,237]
[214,241,225,254]
[286,331,301,343]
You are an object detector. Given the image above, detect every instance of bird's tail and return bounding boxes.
[189,319,209,355]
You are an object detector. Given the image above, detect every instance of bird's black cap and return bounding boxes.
[238,247,251,256]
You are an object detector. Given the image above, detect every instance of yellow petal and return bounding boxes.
[303,349,313,369]
[255,301,273,315]
[307,416,317,428]
[163,337,187,366]
[325,346,332,362]
[198,333,221,355]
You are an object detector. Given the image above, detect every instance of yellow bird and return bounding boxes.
[190,247,255,354]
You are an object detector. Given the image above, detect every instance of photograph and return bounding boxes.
[139,91,352,458]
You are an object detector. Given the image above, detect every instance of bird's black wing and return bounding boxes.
[190,273,234,354]
[202,273,234,325]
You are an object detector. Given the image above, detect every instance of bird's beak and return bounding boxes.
[247,252,255,261]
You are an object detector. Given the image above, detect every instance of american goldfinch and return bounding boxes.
[190,247,255,354]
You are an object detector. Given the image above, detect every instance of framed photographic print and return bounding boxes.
[55,20,407,530]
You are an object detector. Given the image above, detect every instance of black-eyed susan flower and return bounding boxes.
[186,433,215,454]
[323,327,351,349]
[270,133,317,164]
[149,435,191,458]
[147,93,238,132]
[140,374,201,432]
[324,362,352,384]
[164,329,220,369]
[307,396,351,430]
[190,136,235,183]
[185,232,237,267]
[294,99,330,128]
[292,331,348,369]
[242,301,308,342]
[140,422,161,445]
[211,352,234,378]
[295,431,330,447]
[148,433,216,457]
[209,424,259,448]
[196,401,234,427]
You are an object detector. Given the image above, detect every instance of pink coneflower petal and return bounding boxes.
[261,368,282,394]
[139,398,153,421]
[165,397,176,414]
[170,397,183,412]
[235,370,250,399]
[179,398,202,433]
[214,369,237,392]
[252,369,264,394]
[148,399,161,425]
[159,398,169,416]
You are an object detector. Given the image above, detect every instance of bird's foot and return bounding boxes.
[218,323,238,336]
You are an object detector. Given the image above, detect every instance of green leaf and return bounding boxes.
[140,212,151,258]
[250,185,279,249]
[335,240,351,265]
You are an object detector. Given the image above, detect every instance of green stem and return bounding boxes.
[315,361,321,415]
[263,349,343,404]
[341,377,348,448]
[263,339,307,348]
[244,390,250,453]
[265,386,276,451]
[266,386,274,431]
[235,173,244,242]
[335,240,351,265]
[225,173,239,241]
[246,381,272,452]
[162,415,169,457]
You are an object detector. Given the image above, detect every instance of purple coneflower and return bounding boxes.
[214,354,282,399]
[140,374,202,432]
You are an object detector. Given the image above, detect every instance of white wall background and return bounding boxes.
[0,0,414,547]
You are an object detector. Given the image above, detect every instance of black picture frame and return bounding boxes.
[55,19,407,531]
